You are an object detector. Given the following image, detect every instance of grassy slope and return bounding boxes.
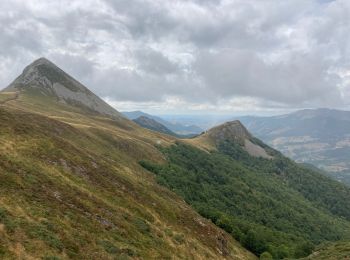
[0,92,17,104]
[0,92,255,259]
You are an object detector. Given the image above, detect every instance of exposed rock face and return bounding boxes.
[4,58,122,118]
[206,120,252,145]
[204,120,272,159]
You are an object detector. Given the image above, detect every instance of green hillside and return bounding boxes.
[140,139,350,259]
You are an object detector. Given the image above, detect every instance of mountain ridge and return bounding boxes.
[190,120,273,159]
[123,110,203,135]
[133,116,176,136]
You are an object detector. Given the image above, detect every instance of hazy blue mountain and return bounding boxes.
[123,111,203,135]
[237,108,350,184]
[133,116,176,136]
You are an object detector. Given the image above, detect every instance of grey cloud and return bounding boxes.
[194,49,342,106]
[135,48,180,75]
[0,0,350,111]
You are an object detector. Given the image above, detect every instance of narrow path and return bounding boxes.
[0,92,19,105]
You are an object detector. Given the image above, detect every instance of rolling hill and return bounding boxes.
[238,109,350,184]
[0,58,254,259]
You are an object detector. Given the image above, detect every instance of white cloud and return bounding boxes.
[1,0,350,113]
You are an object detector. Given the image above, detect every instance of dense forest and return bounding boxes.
[140,141,350,259]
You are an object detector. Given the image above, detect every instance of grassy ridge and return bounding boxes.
[0,105,255,259]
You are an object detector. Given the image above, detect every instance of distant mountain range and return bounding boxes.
[132,116,176,136]
[123,111,203,135]
[238,108,350,184]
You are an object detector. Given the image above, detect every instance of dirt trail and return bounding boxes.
[0,92,19,105]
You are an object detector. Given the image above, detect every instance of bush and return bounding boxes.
[295,241,314,258]
[0,244,6,256]
[98,240,119,254]
[244,230,267,255]
[260,251,273,260]
[173,234,185,244]
[26,224,63,251]
[0,208,16,233]
[43,256,61,260]
[133,218,150,234]
[0,208,6,222]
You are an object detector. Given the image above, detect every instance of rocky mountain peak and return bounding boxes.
[6,57,87,93]
[198,120,272,159]
[3,58,122,118]
[206,120,252,145]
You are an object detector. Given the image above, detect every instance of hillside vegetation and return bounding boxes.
[305,241,350,259]
[0,103,255,259]
[0,59,255,259]
[140,141,350,259]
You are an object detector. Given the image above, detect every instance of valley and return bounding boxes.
[238,109,350,185]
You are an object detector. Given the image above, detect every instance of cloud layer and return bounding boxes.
[1,0,349,113]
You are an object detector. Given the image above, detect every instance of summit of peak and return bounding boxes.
[5,57,87,94]
[24,57,57,72]
[31,57,52,65]
[3,58,123,119]
[192,120,273,159]
[206,120,251,144]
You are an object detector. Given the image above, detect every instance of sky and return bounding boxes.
[1,0,350,115]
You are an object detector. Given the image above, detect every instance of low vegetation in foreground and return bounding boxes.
[0,106,254,259]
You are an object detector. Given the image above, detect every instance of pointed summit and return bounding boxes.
[205,120,252,145]
[194,120,273,159]
[4,58,122,118]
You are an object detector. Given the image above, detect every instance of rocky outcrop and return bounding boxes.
[200,120,273,159]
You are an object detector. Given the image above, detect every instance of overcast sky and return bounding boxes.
[1,0,350,115]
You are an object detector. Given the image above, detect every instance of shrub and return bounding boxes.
[26,224,63,251]
[98,240,119,254]
[133,218,150,234]
[43,256,61,260]
[0,208,17,233]
[260,251,273,260]
[173,234,185,244]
